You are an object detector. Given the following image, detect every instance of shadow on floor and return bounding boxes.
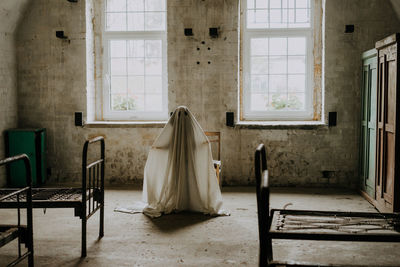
[145,211,215,233]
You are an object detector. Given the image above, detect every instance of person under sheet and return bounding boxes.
[142,106,229,218]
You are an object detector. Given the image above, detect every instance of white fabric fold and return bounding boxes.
[142,106,229,218]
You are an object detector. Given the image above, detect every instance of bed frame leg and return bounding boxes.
[99,205,104,238]
[81,217,87,258]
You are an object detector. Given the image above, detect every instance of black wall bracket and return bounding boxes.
[67,0,78,3]
[184,28,193,36]
[56,31,68,39]
[226,112,234,127]
[75,112,83,127]
[328,112,337,127]
[209,28,218,38]
[345,24,354,33]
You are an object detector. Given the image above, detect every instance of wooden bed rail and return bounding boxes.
[0,154,34,266]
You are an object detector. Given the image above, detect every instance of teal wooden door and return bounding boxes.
[360,49,377,198]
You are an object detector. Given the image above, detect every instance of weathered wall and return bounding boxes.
[16,0,400,187]
[0,0,30,186]
[390,0,400,20]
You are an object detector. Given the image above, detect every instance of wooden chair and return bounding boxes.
[205,132,221,185]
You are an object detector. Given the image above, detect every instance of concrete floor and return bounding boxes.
[1,187,400,266]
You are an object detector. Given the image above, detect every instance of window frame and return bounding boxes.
[241,0,315,121]
[102,1,168,121]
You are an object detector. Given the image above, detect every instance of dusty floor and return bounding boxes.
[0,187,400,267]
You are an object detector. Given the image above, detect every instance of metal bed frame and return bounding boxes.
[0,136,105,258]
[255,144,400,267]
[0,154,34,267]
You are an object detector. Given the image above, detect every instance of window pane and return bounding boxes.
[251,75,268,93]
[256,0,268,8]
[246,0,310,29]
[135,94,145,110]
[106,13,126,31]
[127,0,144,11]
[111,58,127,75]
[126,96,136,110]
[111,77,127,94]
[269,75,287,93]
[145,0,166,11]
[145,94,163,111]
[270,9,282,23]
[127,12,144,31]
[287,93,305,109]
[145,40,162,57]
[145,58,162,75]
[128,76,145,94]
[288,56,305,74]
[145,76,162,93]
[107,0,126,12]
[112,94,128,110]
[145,12,165,31]
[247,0,255,8]
[128,58,145,75]
[251,57,268,74]
[270,93,287,110]
[251,93,268,111]
[269,38,287,55]
[296,0,308,8]
[296,9,309,23]
[251,38,268,56]
[247,9,268,28]
[269,56,287,74]
[288,37,306,55]
[288,75,305,92]
[128,40,145,58]
[110,40,126,58]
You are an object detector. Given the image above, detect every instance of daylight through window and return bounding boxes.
[103,0,167,120]
[242,0,314,120]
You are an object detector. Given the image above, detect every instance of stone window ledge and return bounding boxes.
[235,121,327,129]
[84,121,167,128]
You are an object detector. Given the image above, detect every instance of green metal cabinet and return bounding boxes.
[359,49,377,199]
[5,128,47,187]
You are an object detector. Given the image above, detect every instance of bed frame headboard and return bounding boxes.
[255,143,272,265]
[82,136,105,220]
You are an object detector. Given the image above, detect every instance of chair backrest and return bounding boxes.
[255,144,272,266]
[205,131,220,160]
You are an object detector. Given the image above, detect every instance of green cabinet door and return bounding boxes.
[6,128,47,187]
[360,49,377,198]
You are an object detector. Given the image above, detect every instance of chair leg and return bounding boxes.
[81,217,87,258]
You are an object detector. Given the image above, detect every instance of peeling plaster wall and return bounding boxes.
[16,0,400,187]
[0,0,30,186]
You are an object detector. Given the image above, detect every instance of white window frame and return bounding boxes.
[102,1,168,121]
[242,0,314,121]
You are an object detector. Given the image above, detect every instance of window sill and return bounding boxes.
[235,121,327,129]
[84,121,167,128]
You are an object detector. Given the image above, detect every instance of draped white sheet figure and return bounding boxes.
[141,106,229,218]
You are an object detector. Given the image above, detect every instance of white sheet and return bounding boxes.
[141,106,229,218]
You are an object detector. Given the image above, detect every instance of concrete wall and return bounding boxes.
[0,0,30,186]
[15,0,400,187]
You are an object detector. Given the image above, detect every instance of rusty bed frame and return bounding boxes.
[0,154,34,267]
[255,144,400,267]
[0,136,105,258]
